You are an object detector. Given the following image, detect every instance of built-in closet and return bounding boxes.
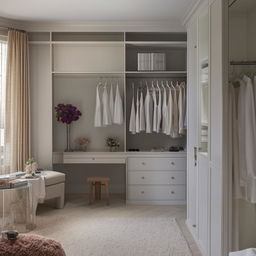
[228,0,256,251]
[30,32,187,205]
[186,0,225,255]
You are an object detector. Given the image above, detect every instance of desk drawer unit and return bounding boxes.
[127,157,186,171]
[127,156,186,205]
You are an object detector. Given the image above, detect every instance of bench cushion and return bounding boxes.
[43,171,65,186]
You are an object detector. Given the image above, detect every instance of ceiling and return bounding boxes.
[0,0,198,22]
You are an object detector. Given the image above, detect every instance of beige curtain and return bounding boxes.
[5,29,30,173]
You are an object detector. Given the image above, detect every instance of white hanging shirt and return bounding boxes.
[102,84,112,126]
[94,84,102,127]
[135,89,140,133]
[139,91,146,131]
[129,87,136,134]
[162,85,168,134]
[144,86,153,133]
[152,85,158,132]
[178,84,185,135]
[113,83,123,125]
[109,83,114,123]
[237,76,256,203]
[171,85,179,138]
[156,85,162,133]
[166,86,173,136]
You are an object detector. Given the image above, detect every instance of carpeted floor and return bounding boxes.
[30,195,201,256]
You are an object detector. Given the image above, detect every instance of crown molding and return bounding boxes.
[0,16,186,33]
[16,19,185,32]
[182,0,207,26]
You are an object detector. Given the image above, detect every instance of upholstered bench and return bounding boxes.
[0,234,66,256]
[42,171,65,209]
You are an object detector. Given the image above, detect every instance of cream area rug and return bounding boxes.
[32,216,191,256]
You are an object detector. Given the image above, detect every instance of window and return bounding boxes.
[0,38,7,161]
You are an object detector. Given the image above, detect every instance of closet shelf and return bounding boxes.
[125,41,187,48]
[51,41,125,45]
[52,71,125,77]
[125,71,187,78]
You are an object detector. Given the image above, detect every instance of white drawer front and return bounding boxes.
[127,185,186,201]
[127,157,186,171]
[128,171,186,185]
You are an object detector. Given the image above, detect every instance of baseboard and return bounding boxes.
[186,220,206,256]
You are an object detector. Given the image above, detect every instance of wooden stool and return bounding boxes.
[87,177,110,205]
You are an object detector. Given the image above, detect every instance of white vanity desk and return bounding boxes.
[53,151,187,205]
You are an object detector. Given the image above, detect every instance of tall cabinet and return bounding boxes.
[186,0,225,255]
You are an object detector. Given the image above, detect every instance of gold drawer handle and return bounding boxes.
[171,176,175,180]
[92,158,95,160]
[171,162,175,166]
[141,191,145,194]
[171,191,175,194]
[141,176,145,179]
[142,162,146,165]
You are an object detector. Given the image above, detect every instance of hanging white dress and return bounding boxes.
[129,85,136,134]
[102,84,111,126]
[166,85,173,136]
[239,76,256,203]
[113,83,123,125]
[182,83,187,129]
[139,91,146,131]
[94,83,102,127]
[162,85,168,134]
[156,83,162,133]
[178,84,184,135]
[172,84,179,138]
[135,89,140,133]
[109,83,114,122]
[152,84,158,132]
[144,85,153,133]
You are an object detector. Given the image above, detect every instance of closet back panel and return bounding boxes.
[28,32,50,41]
[125,78,186,151]
[125,32,187,42]
[53,76,125,152]
[126,46,186,71]
[53,44,125,72]
[52,32,124,42]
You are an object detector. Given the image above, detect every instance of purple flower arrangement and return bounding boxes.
[55,104,82,124]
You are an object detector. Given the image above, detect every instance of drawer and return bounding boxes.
[128,171,186,185]
[127,157,186,171]
[127,185,186,201]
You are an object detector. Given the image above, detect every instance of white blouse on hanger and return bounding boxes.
[156,83,162,133]
[178,84,184,135]
[171,83,179,138]
[129,85,136,134]
[139,91,146,131]
[166,84,173,136]
[144,85,153,133]
[162,84,168,134]
[94,83,102,127]
[109,83,114,123]
[135,89,140,133]
[113,83,123,125]
[152,83,158,132]
[102,84,112,126]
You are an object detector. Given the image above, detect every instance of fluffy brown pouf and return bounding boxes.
[0,234,66,256]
